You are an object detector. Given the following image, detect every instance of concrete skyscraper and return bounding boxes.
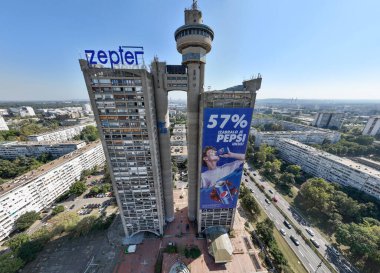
[80,2,261,239]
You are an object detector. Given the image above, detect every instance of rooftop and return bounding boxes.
[0,140,86,147]
[280,138,380,178]
[28,122,95,137]
[0,141,102,197]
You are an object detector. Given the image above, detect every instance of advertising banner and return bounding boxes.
[200,108,253,209]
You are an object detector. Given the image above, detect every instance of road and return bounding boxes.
[244,164,360,273]
[242,165,332,273]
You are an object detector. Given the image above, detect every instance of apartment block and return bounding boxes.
[362,116,380,136]
[275,139,380,200]
[312,112,344,129]
[0,141,86,159]
[0,141,105,241]
[27,122,96,142]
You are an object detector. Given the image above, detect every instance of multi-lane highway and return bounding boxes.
[242,165,332,273]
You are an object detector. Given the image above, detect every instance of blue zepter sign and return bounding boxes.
[200,108,253,209]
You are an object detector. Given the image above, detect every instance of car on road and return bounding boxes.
[290,235,300,246]
[280,228,286,236]
[272,196,278,202]
[69,204,75,209]
[250,189,254,193]
[245,178,248,182]
[253,173,256,176]
[310,238,320,248]
[283,220,292,229]
[264,198,271,204]
[305,228,315,236]
[268,189,274,194]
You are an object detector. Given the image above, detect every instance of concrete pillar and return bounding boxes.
[151,61,175,222]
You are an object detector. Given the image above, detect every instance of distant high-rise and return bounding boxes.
[312,112,344,129]
[362,116,380,136]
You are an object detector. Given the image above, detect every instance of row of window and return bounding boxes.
[176,28,212,40]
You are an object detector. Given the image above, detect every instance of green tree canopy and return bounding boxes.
[69,181,87,196]
[15,211,40,231]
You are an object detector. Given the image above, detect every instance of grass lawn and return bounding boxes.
[273,228,308,273]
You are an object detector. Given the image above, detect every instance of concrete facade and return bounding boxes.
[0,141,105,241]
[198,86,260,233]
[362,116,380,136]
[0,116,8,131]
[28,122,96,142]
[312,112,344,129]
[80,63,166,237]
[275,139,380,200]
[0,141,86,159]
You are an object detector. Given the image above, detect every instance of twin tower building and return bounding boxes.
[80,3,262,238]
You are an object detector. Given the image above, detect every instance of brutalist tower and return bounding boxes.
[80,2,261,239]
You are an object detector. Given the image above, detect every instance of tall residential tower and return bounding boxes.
[80,2,261,239]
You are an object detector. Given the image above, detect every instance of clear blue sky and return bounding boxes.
[0,0,379,101]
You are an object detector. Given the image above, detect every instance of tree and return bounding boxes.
[79,125,99,142]
[69,181,87,196]
[295,178,334,217]
[90,186,100,194]
[0,252,24,273]
[256,218,275,244]
[285,165,301,176]
[52,205,65,215]
[18,239,44,263]
[72,215,97,237]
[15,211,40,231]
[279,172,295,193]
[336,218,380,269]
[100,183,111,193]
[6,233,30,252]
[241,195,261,217]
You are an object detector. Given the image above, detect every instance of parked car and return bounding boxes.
[306,228,315,236]
[264,198,271,204]
[290,235,300,246]
[280,228,286,236]
[283,220,292,229]
[269,189,274,194]
[310,238,320,248]
[69,204,75,209]
[253,173,256,176]
[250,189,254,193]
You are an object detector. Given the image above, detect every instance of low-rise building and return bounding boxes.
[362,116,380,136]
[0,141,105,241]
[170,135,187,146]
[8,106,36,117]
[172,128,187,136]
[0,141,86,159]
[275,139,380,200]
[171,146,188,163]
[27,122,96,142]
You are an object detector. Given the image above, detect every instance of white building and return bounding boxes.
[251,128,340,148]
[312,112,344,129]
[170,135,187,146]
[9,106,36,117]
[173,128,187,136]
[171,146,188,163]
[362,116,380,136]
[275,139,380,200]
[0,116,8,131]
[27,122,96,142]
[0,141,105,241]
[251,119,341,147]
[0,141,86,159]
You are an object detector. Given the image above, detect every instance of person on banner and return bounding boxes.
[201,146,245,189]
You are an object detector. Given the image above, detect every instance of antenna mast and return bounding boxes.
[192,0,198,10]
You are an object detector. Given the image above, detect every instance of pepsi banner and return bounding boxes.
[200,108,253,209]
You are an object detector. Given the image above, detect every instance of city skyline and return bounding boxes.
[0,0,379,101]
